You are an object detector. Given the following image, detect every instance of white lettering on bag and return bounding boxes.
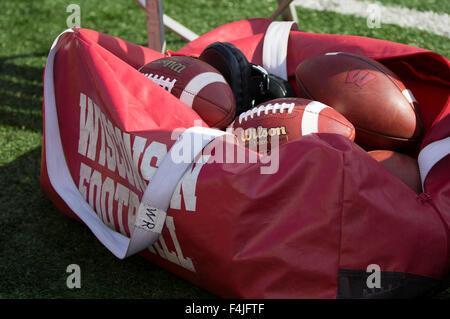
[76,92,204,272]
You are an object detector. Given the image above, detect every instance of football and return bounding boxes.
[229,97,356,154]
[368,150,422,193]
[139,56,236,129]
[295,52,424,151]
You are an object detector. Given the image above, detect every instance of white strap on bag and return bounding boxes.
[125,126,228,256]
[262,21,297,81]
[44,29,230,259]
[418,136,450,189]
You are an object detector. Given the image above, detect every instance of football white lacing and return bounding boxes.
[143,73,177,93]
[238,102,295,124]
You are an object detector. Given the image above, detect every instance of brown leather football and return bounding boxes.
[368,150,422,193]
[139,56,236,129]
[229,97,355,154]
[295,52,424,152]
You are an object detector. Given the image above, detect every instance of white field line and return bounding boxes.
[292,0,450,38]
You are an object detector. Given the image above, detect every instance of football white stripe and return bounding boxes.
[179,72,227,107]
[418,136,450,189]
[402,89,418,104]
[263,21,297,81]
[301,101,330,135]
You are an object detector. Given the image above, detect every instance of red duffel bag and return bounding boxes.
[41,18,449,298]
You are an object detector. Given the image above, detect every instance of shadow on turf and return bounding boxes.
[0,147,216,299]
[0,48,216,299]
[0,53,47,132]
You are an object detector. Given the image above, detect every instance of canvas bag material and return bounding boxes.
[41,18,450,298]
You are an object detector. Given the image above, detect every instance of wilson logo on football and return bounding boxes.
[238,125,288,144]
[154,59,187,73]
[344,69,376,88]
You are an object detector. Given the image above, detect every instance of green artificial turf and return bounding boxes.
[0,0,448,299]
[293,6,450,58]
